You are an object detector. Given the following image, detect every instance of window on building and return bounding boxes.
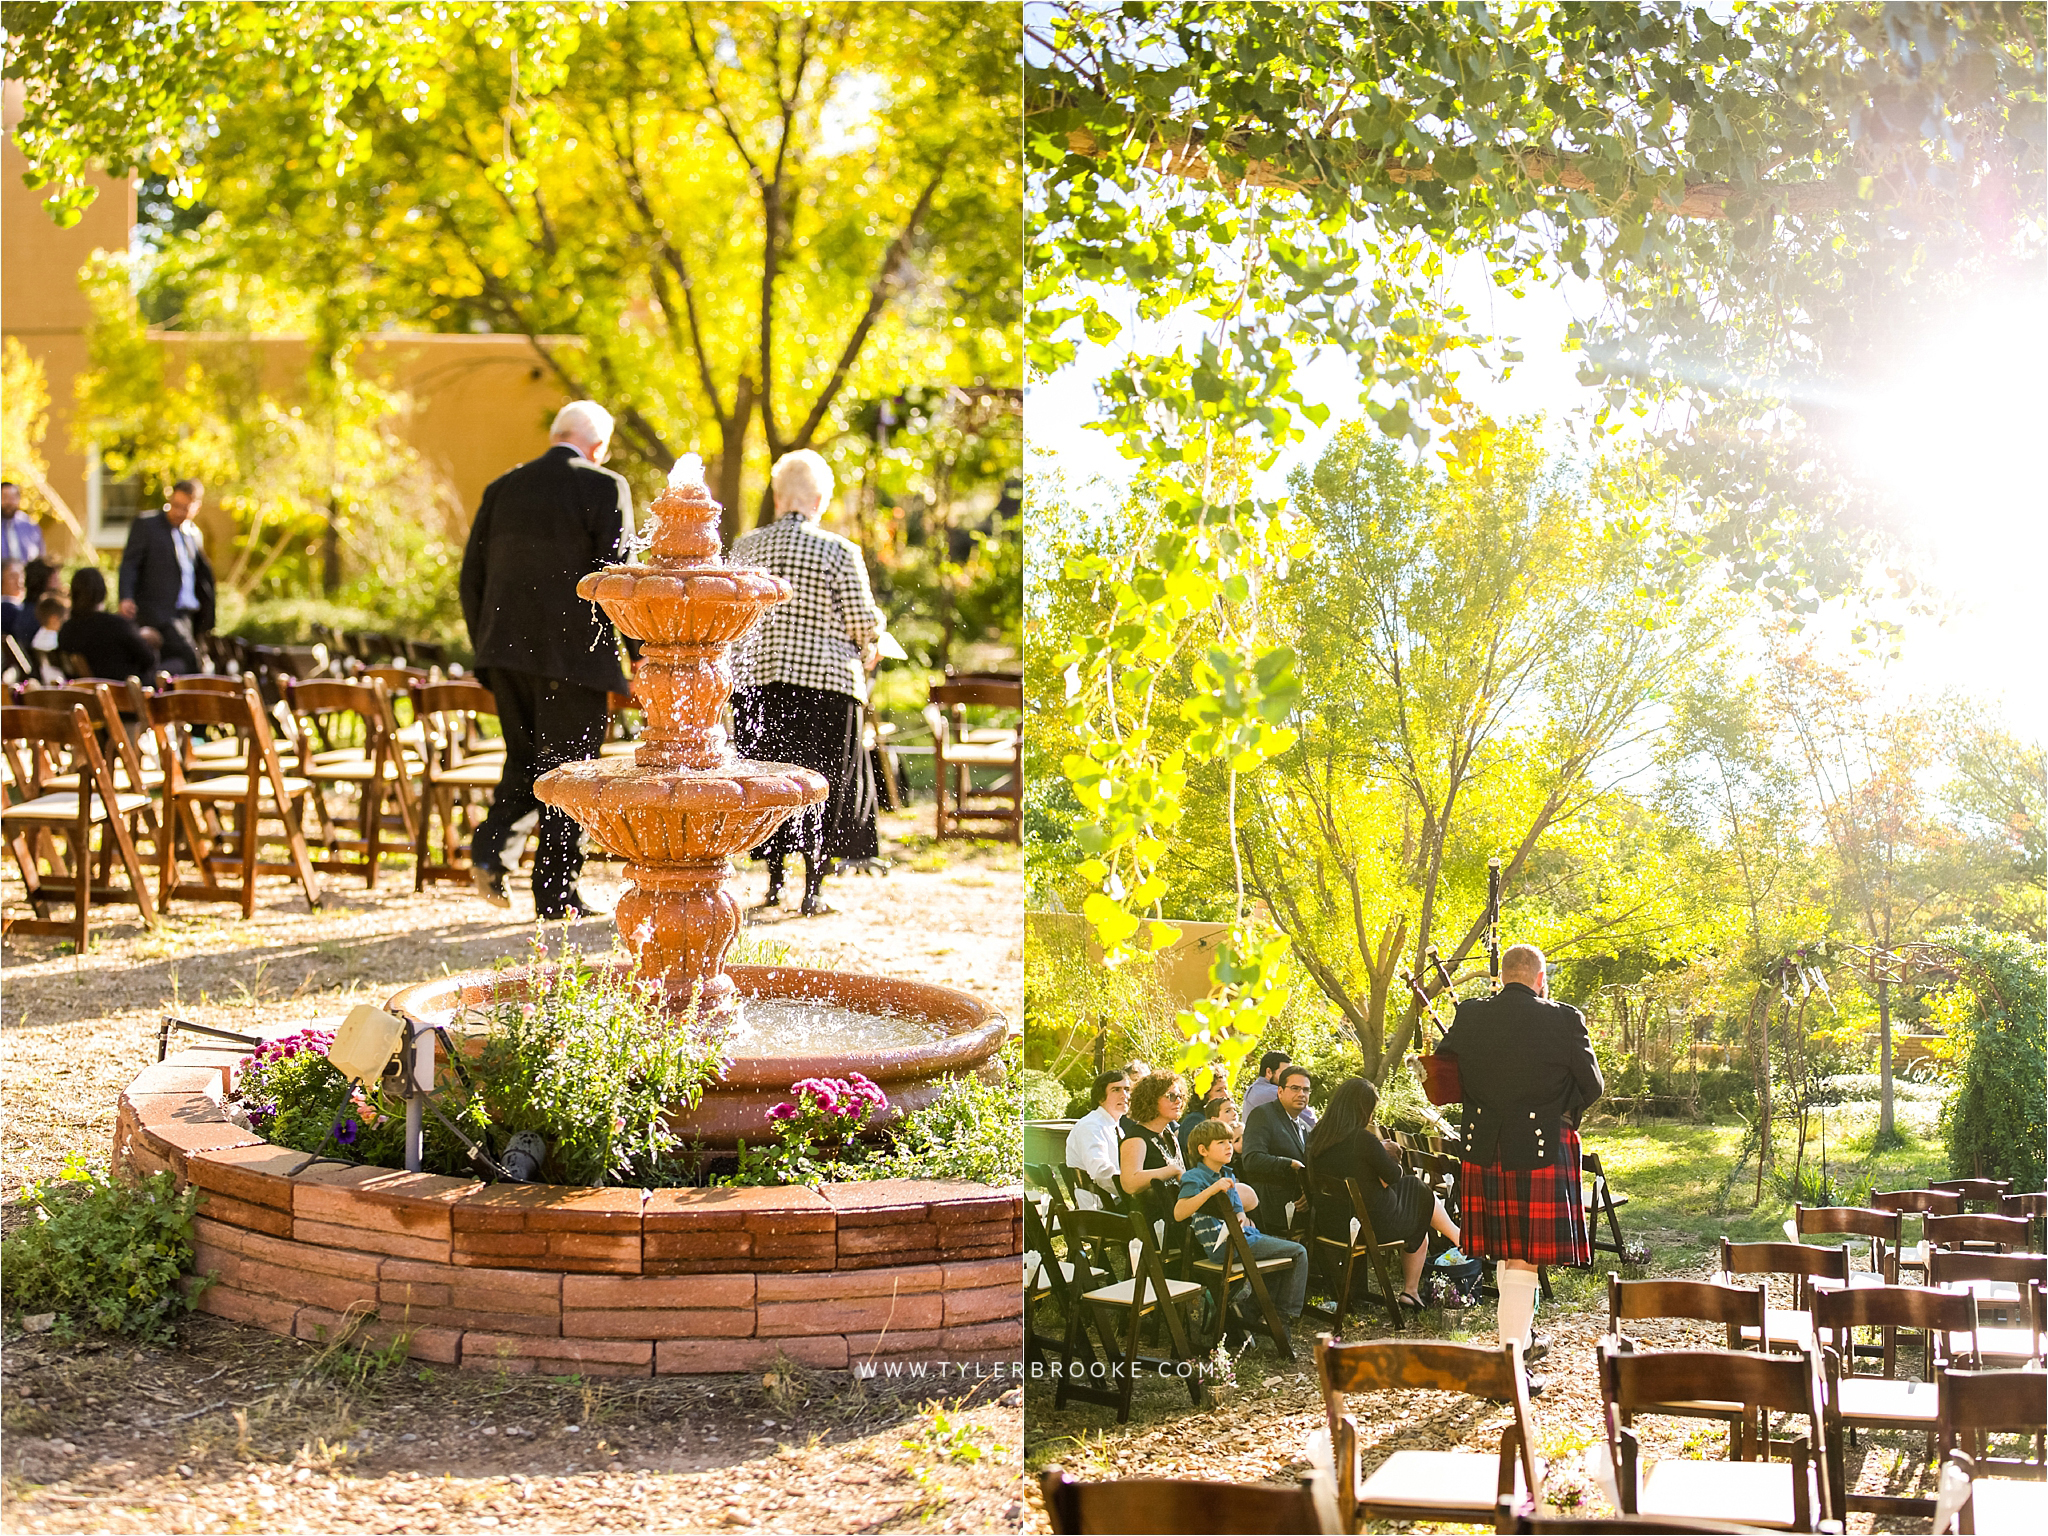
[87,445,145,549]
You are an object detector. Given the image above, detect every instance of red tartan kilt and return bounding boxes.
[1459,1126,1591,1267]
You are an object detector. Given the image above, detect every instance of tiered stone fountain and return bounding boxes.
[113,459,1020,1377]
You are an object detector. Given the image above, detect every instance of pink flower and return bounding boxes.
[766,1103,798,1123]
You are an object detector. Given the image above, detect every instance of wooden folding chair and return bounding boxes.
[927,678,1021,842]
[1926,1212,2031,1255]
[1317,1334,1542,1530]
[148,679,322,916]
[411,679,503,890]
[1938,1368,2047,1531]
[1054,1206,1207,1424]
[1815,1282,1981,1517]
[1607,1274,1771,1458]
[1932,1179,2014,1213]
[1998,1193,2047,1254]
[1874,1188,1964,1286]
[284,677,417,888]
[1928,1252,2048,1368]
[1187,1202,1298,1359]
[1310,1175,1411,1334]
[1040,1468,1333,1535]
[2,702,158,942]
[1716,1238,1848,1355]
[1495,1497,1783,1533]
[1599,1341,1837,1531]
[1582,1149,1635,1264]
[17,681,164,844]
[1791,1204,1901,1286]
[1934,1447,2048,1536]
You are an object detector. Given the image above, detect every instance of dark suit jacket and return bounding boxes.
[460,445,632,692]
[2,599,32,647]
[1437,982,1603,1172]
[58,609,159,682]
[119,513,216,633]
[1240,1099,1310,1224]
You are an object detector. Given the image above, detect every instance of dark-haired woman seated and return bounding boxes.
[57,566,157,682]
[1308,1075,1461,1310]
[1118,1071,1188,1222]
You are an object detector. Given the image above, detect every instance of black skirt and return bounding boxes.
[731,682,879,863]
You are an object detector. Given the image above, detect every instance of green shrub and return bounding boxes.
[1020,1068,1071,1121]
[1936,926,2046,1193]
[1,1157,206,1339]
[231,938,725,1187]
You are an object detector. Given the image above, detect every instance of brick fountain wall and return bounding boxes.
[112,1048,1024,1378]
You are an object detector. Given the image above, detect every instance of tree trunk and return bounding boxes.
[1877,968,1895,1142]
[713,378,757,549]
[322,494,341,596]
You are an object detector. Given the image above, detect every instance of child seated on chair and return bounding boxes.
[1175,1117,1308,1320]
[28,593,69,684]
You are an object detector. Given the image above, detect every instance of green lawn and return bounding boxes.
[1584,1107,1953,1274]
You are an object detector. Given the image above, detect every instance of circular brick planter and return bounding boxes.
[112,1049,1023,1378]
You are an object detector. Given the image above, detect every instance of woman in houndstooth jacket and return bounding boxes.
[727,450,887,915]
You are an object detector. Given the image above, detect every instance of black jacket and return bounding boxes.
[1437,982,1603,1172]
[58,609,159,683]
[1240,1099,1309,1223]
[460,445,633,692]
[119,513,215,633]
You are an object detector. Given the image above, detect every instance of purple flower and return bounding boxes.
[332,1117,359,1147]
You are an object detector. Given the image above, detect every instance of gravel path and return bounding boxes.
[2,811,1025,1531]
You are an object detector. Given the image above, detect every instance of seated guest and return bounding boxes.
[1241,1064,1315,1233]
[1175,1119,1309,1326]
[1309,1076,1462,1311]
[1064,1069,1132,1206]
[1119,1071,1188,1218]
[2,560,28,645]
[1241,1050,1291,1118]
[27,594,69,684]
[58,567,158,683]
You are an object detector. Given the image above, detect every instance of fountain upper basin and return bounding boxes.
[385,962,1009,1145]
[580,564,790,646]
[535,756,828,863]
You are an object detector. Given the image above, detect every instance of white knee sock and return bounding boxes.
[1496,1264,1539,1352]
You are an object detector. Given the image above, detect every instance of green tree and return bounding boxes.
[1025,1,2043,1065]
[6,2,1022,539]
[1230,422,1717,1079]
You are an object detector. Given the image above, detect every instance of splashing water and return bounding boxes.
[668,453,705,490]
[719,997,942,1058]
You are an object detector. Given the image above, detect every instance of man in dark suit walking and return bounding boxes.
[1437,943,1602,1387]
[1241,1064,1314,1236]
[119,478,214,674]
[460,400,634,920]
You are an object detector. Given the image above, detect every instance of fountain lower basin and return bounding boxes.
[385,962,1008,1145]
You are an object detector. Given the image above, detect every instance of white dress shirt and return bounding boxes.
[1064,1106,1124,1201]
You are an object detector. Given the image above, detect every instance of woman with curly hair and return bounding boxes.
[1308,1075,1460,1311]
[1118,1070,1188,1212]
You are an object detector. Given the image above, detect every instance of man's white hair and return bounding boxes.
[770,449,835,516]
[550,400,615,448]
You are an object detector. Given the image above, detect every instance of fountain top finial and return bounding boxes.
[646,453,721,563]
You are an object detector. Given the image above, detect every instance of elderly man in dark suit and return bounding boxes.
[1437,943,1602,1388]
[460,400,634,921]
[1240,1064,1314,1236]
[119,478,214,674]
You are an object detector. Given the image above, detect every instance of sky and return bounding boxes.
[1026,260,2047,735]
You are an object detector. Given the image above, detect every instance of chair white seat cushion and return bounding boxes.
[1972,1476,2048,1534]
[598,740,638,757]
[3,791,153,823]
[190,737,242,760]
[1081,1276,1204,1307]
[1737,1307,1814,1350]
[1836,1375,1939,1423]
[1191,1253,1297,1275]
[40,769,160,794]
[1963,1326,2042,1364]
[433,764,503,788]
[1639,1459,1807,1529]
[1031,1261,1076,1294]
[1358,1450,1523,1514]
[173,773,312,801]
[941,741,1020,766]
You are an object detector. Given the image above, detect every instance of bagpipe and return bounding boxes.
[1402,857,1502,1108]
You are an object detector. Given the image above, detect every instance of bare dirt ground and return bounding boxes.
[2,809,1025,1533]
